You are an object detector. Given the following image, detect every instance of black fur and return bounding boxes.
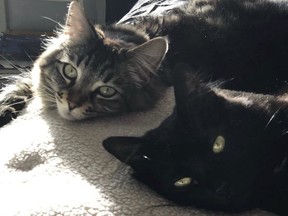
[103,64,288,215]
[102,1,288,214]
[132,0,288,94]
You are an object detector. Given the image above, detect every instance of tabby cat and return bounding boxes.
[1,0,288,126]
[103,64,288,215]
[0,1,168,125]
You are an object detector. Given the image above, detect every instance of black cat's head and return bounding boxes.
[103,64,288,211]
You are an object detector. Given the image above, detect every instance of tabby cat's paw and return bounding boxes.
[4,95,28,111]
[0,95,28,127]
[0,106,17,127]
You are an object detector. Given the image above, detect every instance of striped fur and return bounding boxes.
[2,0,288,123]
[32,1,168,120]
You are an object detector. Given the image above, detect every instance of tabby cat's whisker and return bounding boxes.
[6,97,34,108]
[39,84,56,95]
[0,55,27,73]
[23,49,35,64]
[41,16,60,25]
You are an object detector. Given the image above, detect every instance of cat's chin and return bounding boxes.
[57,106,93,121]
[57,110,81,121]
[56,100,88,121]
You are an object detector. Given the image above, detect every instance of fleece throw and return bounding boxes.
[0,87,276,216]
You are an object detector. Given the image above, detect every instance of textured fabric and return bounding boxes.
[0,88,275,216]
[118,0,187,24]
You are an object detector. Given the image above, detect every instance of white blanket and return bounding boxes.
[0,87,274,216]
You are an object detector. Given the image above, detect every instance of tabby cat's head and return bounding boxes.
[103,64,288,211]
[33,1,168,120]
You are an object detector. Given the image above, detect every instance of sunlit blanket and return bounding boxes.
[0,87,274,216]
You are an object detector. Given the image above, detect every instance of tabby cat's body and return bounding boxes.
[1,0,288,126]
[104,64,288,215]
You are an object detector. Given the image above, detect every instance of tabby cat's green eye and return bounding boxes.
[98,86,117,98]
[213,135,225,153]
[174,177,193,187]
[63,64,77,80]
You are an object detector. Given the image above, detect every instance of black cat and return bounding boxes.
[103,64,288,215]
[131,0,288,94]
[1,0,288,126]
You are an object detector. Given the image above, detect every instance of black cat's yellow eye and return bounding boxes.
[174,177,193,187]
[213,135,225,153]
[63,64,77,80]
[98,86,117,98]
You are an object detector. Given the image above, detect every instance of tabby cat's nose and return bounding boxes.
[67,94,88,111]
[68,101,79,111]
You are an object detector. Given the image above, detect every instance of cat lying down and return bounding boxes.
[103,64,288,216]
[1,0,288,127]
[1,81,275,216]
[0,0,287,214]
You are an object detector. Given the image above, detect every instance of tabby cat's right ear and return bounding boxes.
[63,1,100,43]
[125,37,168,85]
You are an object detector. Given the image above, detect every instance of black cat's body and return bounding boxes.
[103,65,288,215]
[102,1,288,214]
[1,0,288,126]
[132,0,288,94]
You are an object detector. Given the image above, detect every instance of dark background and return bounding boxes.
[106,0,137,23]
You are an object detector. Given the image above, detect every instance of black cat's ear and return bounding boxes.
[173,63,213,104]
[173,64,204,100]
[103,136,145,165]
[125,37,168,86]
[173,64,220,119]
[63,1,100,43]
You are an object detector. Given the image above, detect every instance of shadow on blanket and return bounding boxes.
[0,88,275,215]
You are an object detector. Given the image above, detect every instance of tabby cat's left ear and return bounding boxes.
[103,137,145,165]
[125,37,168,85]
[63,1,100,43]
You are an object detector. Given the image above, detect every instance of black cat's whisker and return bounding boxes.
[265,108,280,129]
[281,129,288,136]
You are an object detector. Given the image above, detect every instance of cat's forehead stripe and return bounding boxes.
[102,71,114,83]
[83,54,96,68]
[98,63,113,77]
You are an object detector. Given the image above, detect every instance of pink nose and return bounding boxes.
[68,101,79,111]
